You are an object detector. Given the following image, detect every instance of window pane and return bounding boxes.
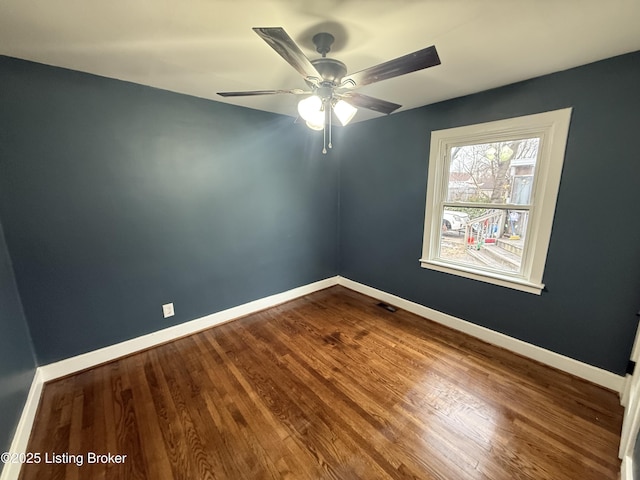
[439,208,529,274]
[446,138,540,204]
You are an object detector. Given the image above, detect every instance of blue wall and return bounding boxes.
[0,217,36,452]
[339,51,640,375]
[1,50,638,381]
[0,56,339,365]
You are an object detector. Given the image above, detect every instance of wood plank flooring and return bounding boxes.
[19,286,623,479]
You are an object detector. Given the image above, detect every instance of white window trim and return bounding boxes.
[420,108,573,295]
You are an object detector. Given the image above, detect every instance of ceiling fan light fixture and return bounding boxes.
[306,120,325,131]
[298,95,323,123]
[333,100,357,126]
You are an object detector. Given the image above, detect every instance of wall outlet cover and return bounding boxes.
[162,303,175,318]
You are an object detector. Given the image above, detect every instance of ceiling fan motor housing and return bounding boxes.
[309,32,347,85]
[311,58,347,85]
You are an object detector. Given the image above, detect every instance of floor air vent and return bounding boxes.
[377,302,397,312]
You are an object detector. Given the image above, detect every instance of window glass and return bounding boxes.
[439,207,528,274]
[446,138,540,205]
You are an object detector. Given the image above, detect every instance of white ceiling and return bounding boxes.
[1,0,639,123]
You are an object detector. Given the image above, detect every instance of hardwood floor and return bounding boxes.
[19,286,622,479]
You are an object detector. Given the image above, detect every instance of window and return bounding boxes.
[420,109,572,294]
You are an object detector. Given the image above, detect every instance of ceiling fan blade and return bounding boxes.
[342,45,440,88]
[253,27,321,79]
[340,92,401,115]
[217,89,308,97]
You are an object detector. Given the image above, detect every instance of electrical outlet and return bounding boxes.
[162,303,175,318]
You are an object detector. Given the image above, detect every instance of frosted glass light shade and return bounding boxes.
[306,120,324,130]
[298,96,324,128]
[334,100,357,126]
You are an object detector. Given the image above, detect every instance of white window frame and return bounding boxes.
[420,108,572,295]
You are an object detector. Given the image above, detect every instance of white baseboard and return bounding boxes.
[0,370,44,480]
[2,274,624,480]
[1,276,340,480]
[39,276,340,382]
[337,276,624,393]
[26,276,627,392]
[622,456,633,480]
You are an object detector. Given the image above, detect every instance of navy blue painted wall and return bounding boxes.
[1,50,638,377]
[0,217,36,451]
[0,56,339,365]
[339,51,640,375]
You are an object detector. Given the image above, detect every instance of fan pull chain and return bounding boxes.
[322,121,327,155]
[322,101,329,154]
[328,104,333,150]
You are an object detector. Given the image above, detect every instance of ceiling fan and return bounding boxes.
[217,27,441,153]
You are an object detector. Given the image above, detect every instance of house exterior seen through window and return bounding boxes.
[420,109,572,294]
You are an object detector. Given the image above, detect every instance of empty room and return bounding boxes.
[1,1,640,479]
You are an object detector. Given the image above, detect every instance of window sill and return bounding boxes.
[419,259,544,295]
